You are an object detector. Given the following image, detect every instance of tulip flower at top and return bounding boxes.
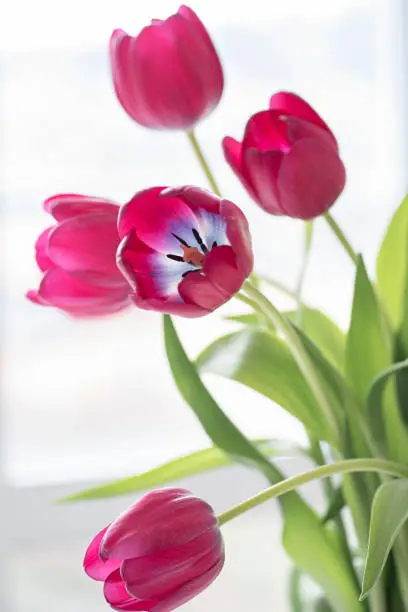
[27,194,131,317]
[110,6,224,130]
[223,92,346,220]
[117,186,253,317]
[84,488,225,612]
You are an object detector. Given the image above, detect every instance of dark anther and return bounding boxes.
[192,229,208,253]
[182,269,200,278]
[166,254,184,262]
[212,241,218,248]
[172,232,189,247]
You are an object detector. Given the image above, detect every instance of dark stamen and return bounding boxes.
[172,232,189,247]
[212,241,218,248]
[166,254,184,262]
[192,229,208,253]
[182,269,200,278]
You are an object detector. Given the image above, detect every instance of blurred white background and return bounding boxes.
[1,0,407,609]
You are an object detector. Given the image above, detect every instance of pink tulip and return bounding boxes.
[223,92,346,219]
[116,186,253,317]
[84,488,224,611]
[110,6,224,130]
[27,194,130,317]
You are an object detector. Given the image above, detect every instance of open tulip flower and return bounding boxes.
[84,488,224,612]
[110,5,224,130]
[27,194,130,317]
[223,92,346,219]
[116,186,253,317]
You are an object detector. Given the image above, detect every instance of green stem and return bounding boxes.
[217,458,408,526]
[309,437,362,596]
[187,131,221,196]
[243,280,340,443]
[295,221,313,325]
[324,212,358,264]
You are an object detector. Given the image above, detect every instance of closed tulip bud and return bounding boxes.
[110,6,224,131]
[223,92,346,220]
[26,194,130,317]
[84,488,225,611]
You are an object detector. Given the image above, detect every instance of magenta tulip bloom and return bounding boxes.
[223,92,346,219]
[27,194,130,317]
[116,186,253,317]
[110,5,224,130]
[84,488,225,611]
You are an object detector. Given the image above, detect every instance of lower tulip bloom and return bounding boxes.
[116,186,253,317]
[223,91,346,220]
[84,488,225,611]
[27,194,131,317]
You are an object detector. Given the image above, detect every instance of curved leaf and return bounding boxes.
[366,359,408,454]
[62,439,306,502]
[196,329,335,444]
[346,257,393,405]
[361,479,408,599]
[165,316,361,612]
[377,195,408,329]
[285,308,345,373]
[290,568,335,612]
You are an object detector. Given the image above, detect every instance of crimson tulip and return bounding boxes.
[116,186,253,317]
[27,194,130,317]
[223,92,346,219]
[110,6,224,130]
[84,488,224,611]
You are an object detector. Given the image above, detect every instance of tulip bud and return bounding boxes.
[27,194,130,317]
[84,488,225,611]
[223,92,346,220]
[110,6,224,131]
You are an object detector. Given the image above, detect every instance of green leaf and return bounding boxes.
[377,195,408,329]
[366,359,408,461]
[346,256,393,405]
[224,313,262,327]
[285,308,345,373]
[196,328,334,444]
[321,487,345,524]
[361,479,408,600]
[61,439,306,502]
[165,316,361,612]
[290,568,335,612]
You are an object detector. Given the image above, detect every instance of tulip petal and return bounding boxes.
[36,268,130,316]
[101,489,217,561]
[243,148,284,215]
[44,194,119,222]
[161,186,220,215]
[285,116,338,152]
[26,289,48,305]
[222,136,258,199]
[104,569,155,611]
[130,294,208,318]
[270,91,337,143]
[117,232,193,298]
[118,188,200,254]
[35,227,55,271]
[242,110,291,152]
[202,246,243,297]
[277,138,346,219]
[219,200,254,277]
[47,213,124,287]
[152,558,224,612]
[178,273,227,311]
[123,531,223,600]
[84,526,121,581]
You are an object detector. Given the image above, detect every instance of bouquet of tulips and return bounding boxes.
[27,6,408,612]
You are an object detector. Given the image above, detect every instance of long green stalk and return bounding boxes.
[217,458,408,526]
